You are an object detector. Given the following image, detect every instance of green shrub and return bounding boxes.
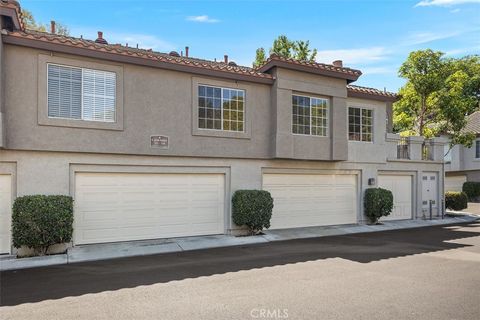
[12,195,74,255]
[445,191,468,211]
[232,190,274,235]
[462,182,480,201]
[364,188,394,224]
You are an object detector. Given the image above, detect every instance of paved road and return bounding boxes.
[1,222,480,320]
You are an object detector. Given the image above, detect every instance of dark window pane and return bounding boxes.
[199,86,206,97]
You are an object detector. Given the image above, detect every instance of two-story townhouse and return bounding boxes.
[445,111,480,191]
[0,1,447,254]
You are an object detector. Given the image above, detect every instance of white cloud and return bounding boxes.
[186,15,219,23]
[70,27,176,51]
[112,33,176,51]
[360,66,396,75]
[415,0,480,7]
[402,31,460,45]
[445,45,480,55]
[315,47,390,65]
[450,8,461,12]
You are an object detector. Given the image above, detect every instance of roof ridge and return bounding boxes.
[347,84,397,97]
[5,29,273,80]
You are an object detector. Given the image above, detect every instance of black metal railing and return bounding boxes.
[397,137,410,159]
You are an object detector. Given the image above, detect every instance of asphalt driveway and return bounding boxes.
[1,221,480,319]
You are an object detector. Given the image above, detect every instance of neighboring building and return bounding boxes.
[0,1,447,254]
[445,111,480,192]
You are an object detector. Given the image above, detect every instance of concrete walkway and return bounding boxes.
[1,214,477,271]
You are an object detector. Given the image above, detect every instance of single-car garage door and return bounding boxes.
[74,172,225,245]
[445,175,466,192]
[0,175,12,254]
[378,175,412,221]
[263,173,357,229]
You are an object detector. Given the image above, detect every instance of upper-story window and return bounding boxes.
[348,107,373,142]
[47,64,116,122]
[198,85,245,132]
[292,95,328,136]
[476,140,480,159]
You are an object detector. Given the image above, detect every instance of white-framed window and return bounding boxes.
[476,140,480,159]
[348,107,373,142]
[198,85,245,132]
[292,95,328,136]
[47,63,116,122]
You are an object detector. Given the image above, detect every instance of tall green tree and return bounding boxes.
[394,50,480,149]
[253,48,267,68]
[252,35,318,67]
[21,9,69,36]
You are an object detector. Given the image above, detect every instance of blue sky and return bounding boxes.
[21,0,480,91]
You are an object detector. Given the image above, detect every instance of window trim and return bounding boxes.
[38,54,124,131]
[291,94,330,137]
[347,106,374,143]
[197,84,245,133]
[475,140,480,159]
[191,77,251,139]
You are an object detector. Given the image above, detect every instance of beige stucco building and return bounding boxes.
[0,1,447,254]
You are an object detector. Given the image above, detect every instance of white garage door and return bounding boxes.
[263,173,357,229]
[445,175,466,192]
[74,172,225,245]
[378,175,412,221]
[0,175,12,254]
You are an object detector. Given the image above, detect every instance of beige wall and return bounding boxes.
[347,97,388,163]
[0,149,444,226]
[270,67,348,160]
[2,44,393,162]
[3,45,275,159]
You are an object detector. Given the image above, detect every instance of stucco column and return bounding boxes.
[331,97,348,161]
[431,137,449,161]
[385,133,401,159]
[274,88,294,158]
[408,136,425,161]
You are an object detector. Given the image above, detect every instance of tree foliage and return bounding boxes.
[394,50,480,149]
[21,9,70,36]
[253,35,318,67]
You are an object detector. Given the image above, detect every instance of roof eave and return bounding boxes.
[3,34,275,85]
[347,90,398,102]
[257,59,361,83]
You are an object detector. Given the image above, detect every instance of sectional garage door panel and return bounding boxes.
[378,175,412,221]
[74,173,225,245]
[0,175,12,254]
[263,174,358,229]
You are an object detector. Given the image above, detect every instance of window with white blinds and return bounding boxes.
[47,64,116,122]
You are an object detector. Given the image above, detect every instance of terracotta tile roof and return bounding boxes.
[0,0,24,30]
[464,110,480,134]
[256,54,362,81]
[3,29,273,81]
[347,84,398,100]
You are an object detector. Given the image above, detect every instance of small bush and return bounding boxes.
[364,188,394,224]
[462,182,480,201]
[232,190,274,235]
[445,191,468,211]
[12,195,74,255]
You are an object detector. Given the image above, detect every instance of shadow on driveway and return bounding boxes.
[1,222,479,306]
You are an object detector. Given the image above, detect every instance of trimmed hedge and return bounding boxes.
[462,182,480,201]
[445,191,468,211]
[12,195,74,255]
[232,190,274,235]
[364,188,394,224]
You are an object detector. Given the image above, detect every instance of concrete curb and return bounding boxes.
[1,215,477,271]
